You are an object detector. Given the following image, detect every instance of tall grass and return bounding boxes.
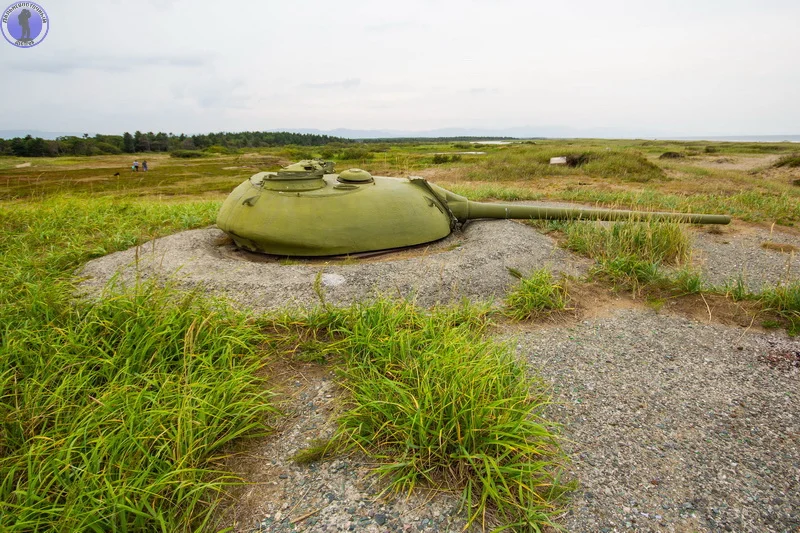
[713,274,800,336]
[0,196,276,531]
[564,220,690,265]
[504,268,570,320]
[761,282,800,335]
[4,140,800,529]
[773,153,800,168]
[581,152,664,182]
[561,219,691,292]
[723,280,800,335]
[1,283,275,531]
[287,299,571,531]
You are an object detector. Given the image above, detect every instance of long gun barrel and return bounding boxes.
[427,183,731,225]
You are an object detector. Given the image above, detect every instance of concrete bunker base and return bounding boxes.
[79,220,590,312]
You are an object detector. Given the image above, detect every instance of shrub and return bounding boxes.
[95,142,122,155]
[170,150,205,158]
[204,144,231,154]
[432,154,462,164]
[369,143,391,153]
[565,152,596,167]
[659,151,685,159]
[774,153,800,168]
[281,147,314,160]
[338,147,373,160]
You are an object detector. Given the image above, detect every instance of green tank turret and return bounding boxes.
[216,160,731,256]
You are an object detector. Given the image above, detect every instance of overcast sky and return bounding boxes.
[1,0,798,136]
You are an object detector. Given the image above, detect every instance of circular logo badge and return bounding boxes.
[2,2,49,48]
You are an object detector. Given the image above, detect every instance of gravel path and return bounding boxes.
[77,210,800,532]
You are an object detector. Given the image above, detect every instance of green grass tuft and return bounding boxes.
[564,220,690,265]
[308,298,571,530]
[718,278,800,335]
[591,255,662,289]
[723,275,750,302]
[760,282,800,335]
[504,268,570,320]
[671,267,705,294]
[562,219,691,292]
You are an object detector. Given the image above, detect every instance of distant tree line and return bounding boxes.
[0,131,353,157]
[362,136,520,143]
[0,131,532,158]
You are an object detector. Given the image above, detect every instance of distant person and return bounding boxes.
[18,9,31,40]
[133,160,139,172]
[142,160,148,172]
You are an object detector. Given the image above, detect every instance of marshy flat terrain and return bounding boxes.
[2,139,799,532]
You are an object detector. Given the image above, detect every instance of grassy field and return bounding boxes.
[1,139,799,531]
[3,139,799,224]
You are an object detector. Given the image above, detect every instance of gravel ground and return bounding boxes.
[692,223,800,291]
[77,211,800,532]
[517,310,799,533]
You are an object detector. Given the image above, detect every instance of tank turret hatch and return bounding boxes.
[254,159,335,191]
